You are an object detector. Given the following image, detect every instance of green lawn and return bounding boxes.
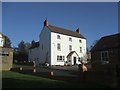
[2,71,109,88]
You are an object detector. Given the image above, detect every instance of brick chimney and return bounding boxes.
[44,18,48,26]
[76,28,80,34]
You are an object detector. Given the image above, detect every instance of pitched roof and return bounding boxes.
[29,41,39,49]
[67,51,79,57]
[90,33,120,52]
[47,25,86,39]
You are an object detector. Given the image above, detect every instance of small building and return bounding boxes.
[90,33,120,88]
[0,32,13,71]
[0,47,13,70]
[90,33,120,66]
[29,19,87,66]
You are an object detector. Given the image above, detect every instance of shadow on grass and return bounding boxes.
[10,68,83,82]
[3,77,108,88]
[3,68,109,88]
[2,78,66,88]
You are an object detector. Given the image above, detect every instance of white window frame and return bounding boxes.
[101,51,109,64]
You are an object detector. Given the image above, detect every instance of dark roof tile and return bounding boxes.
[91,33,120,52]
[47,25,86,39]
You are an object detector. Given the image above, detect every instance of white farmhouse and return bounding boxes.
[29,19,87,66]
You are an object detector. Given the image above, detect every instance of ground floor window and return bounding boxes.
[57,55,64,62]
[63,56,65,61]
[101,51,109,64]
[78,57,81,62]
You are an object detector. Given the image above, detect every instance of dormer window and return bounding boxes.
[69,37,72,41]
[57,35,61,39]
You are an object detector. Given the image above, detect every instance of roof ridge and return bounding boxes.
[49,25,82,34]
[47,25,86,39]
[101,33,120,39]
[49,24,74,32]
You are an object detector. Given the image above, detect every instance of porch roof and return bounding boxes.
[66,51,79,57]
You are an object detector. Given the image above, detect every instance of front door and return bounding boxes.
[73,57,76,65]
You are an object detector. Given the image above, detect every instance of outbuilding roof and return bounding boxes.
[90,33,120,52]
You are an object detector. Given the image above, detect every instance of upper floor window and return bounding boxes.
[101,51,109,64]
[69,45,72,51]
[69,37,72,41]
[57,43,61,50]
[79,39,82,43]
[57,35,61,39]
[80,47,82,53]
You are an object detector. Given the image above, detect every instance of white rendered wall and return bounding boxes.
[51,32,86,65]
[39,27,51,64]
[0,34,4,47]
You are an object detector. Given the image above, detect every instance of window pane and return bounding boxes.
[69,45,72,51]
[78,57,81,61]
[69,38,72,41]
[79,40,82,43]
[57,56,59,60]
[57,43,61,50]
[80,47,82,53]
[101,51,109,64]
[60,56,62,60]
[57,35,60,39]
